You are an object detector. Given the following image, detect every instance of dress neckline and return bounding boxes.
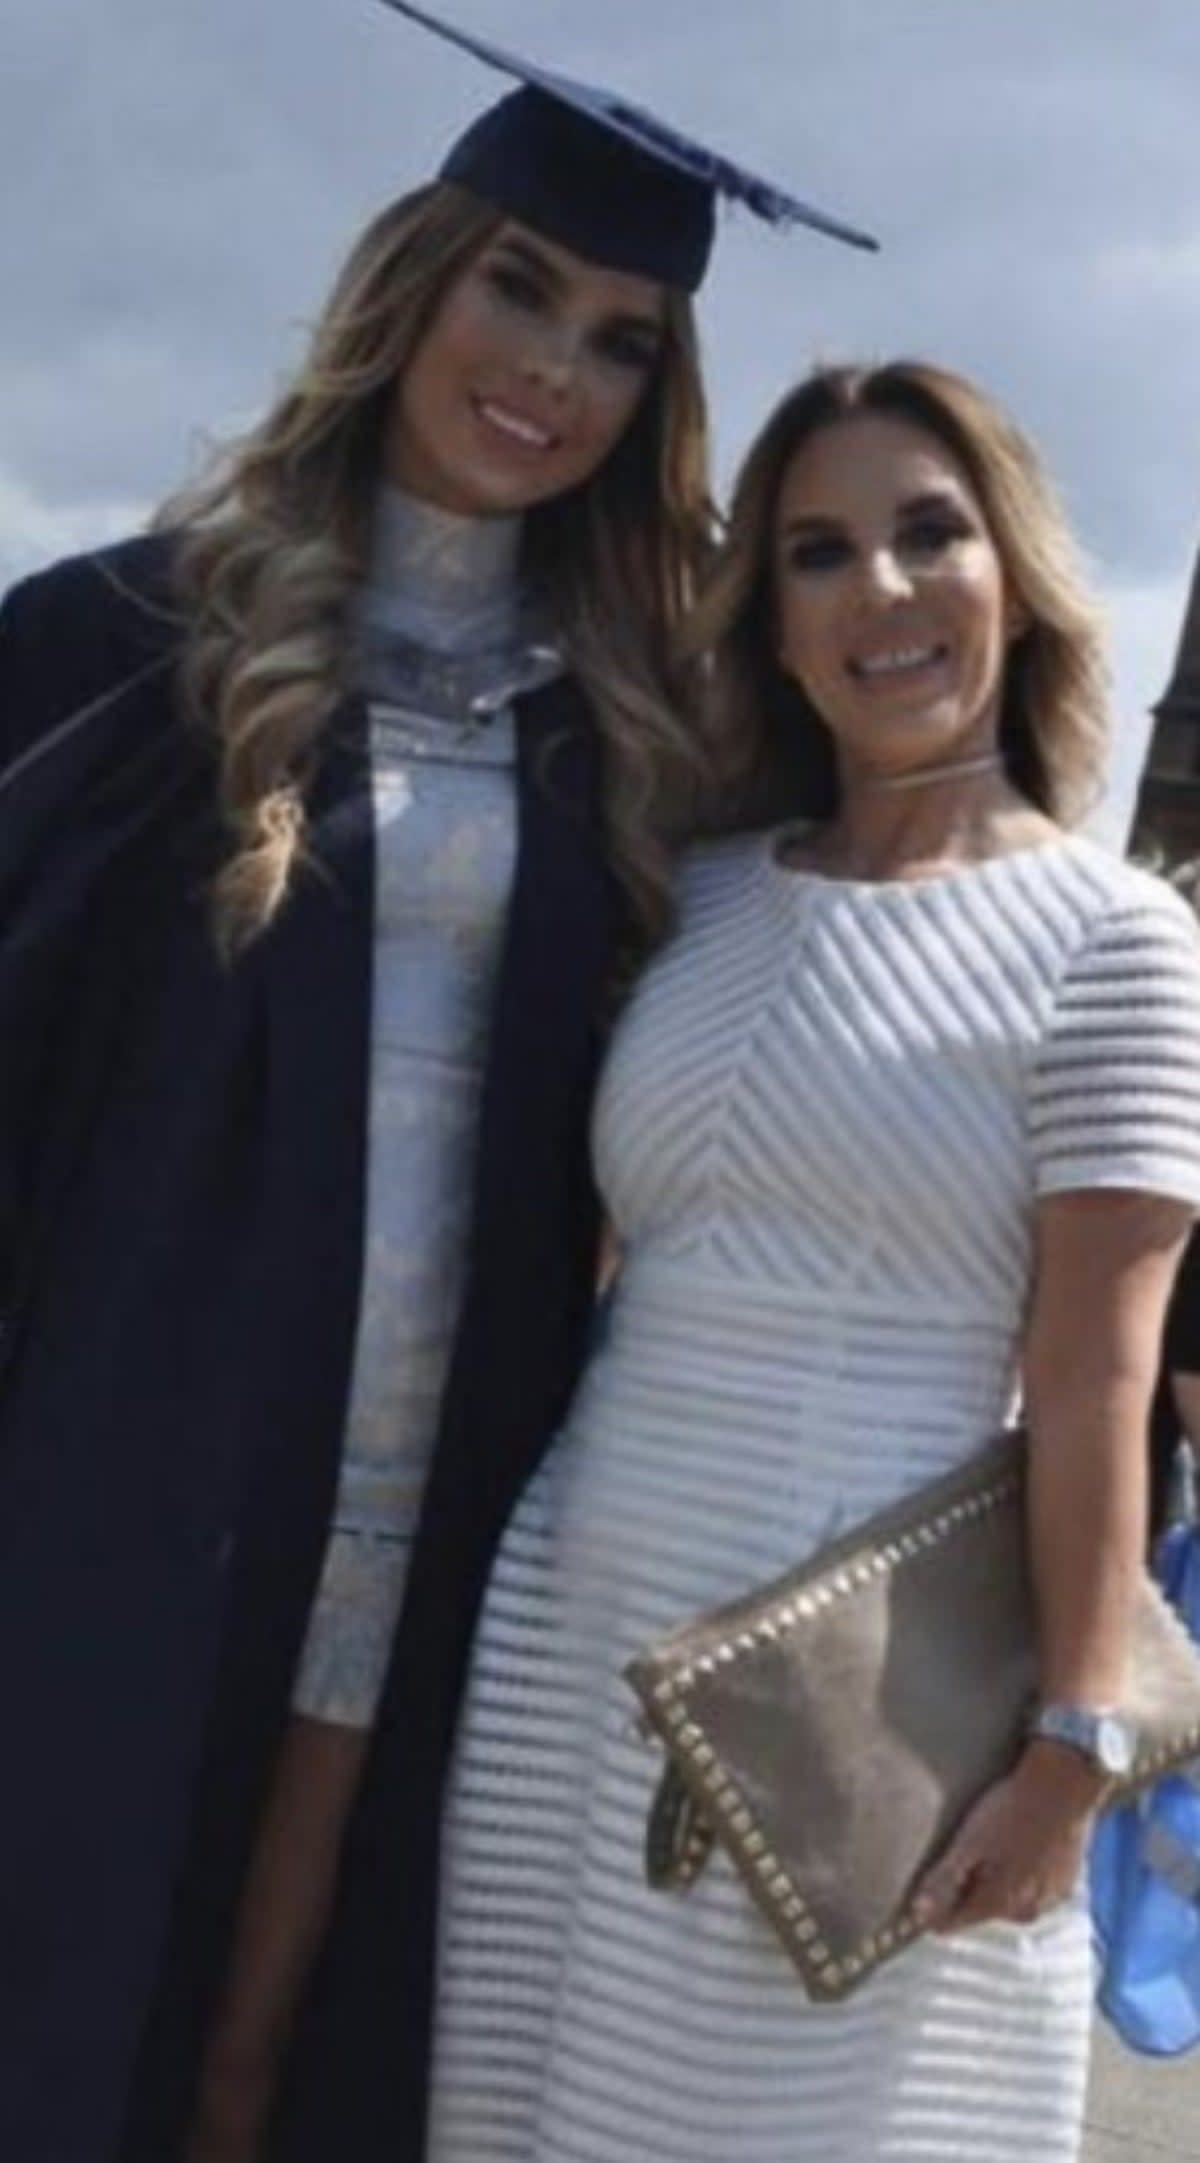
[763,824,1089,899]
[363,482,523,657]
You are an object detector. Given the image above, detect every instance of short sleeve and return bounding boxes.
[1030,885,1200,1205]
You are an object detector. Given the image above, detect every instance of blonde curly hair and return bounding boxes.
[156,183,715,954]
[683,359,1109,831]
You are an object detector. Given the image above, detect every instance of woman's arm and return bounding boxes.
[916,1186,1192,1933]
[1025,1188,1191,1703]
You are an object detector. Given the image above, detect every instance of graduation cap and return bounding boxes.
[376,0,878,292]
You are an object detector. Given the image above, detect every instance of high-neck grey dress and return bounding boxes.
[291,485,558,1727]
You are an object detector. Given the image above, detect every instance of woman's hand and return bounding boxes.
[911,1740,1104,1933]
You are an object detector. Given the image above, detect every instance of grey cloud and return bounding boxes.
[2,0,1198,615]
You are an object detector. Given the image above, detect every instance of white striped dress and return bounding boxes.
[426,829,1200,2163]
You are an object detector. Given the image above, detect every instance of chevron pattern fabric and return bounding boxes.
[426,831,1200,2163]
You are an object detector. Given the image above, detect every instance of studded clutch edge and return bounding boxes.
[624,1428,1200,2003]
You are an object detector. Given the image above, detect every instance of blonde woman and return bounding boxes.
[465,361,1200,2162]
[0,29,878,2163]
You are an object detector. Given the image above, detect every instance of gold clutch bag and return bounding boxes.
[624,1431,1200,2003]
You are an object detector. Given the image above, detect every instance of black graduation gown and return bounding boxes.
[0,537,622,2163]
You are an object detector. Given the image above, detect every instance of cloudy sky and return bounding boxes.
[4,0,1198,832]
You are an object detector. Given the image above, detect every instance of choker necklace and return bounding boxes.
[862,751,1003,795]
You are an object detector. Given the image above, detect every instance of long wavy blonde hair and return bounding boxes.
[157,183,714,954]
[684,360,1109,830]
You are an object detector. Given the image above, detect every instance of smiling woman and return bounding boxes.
[0,137,710,2163]
[387,228,668,515]
[493,358,1200,2163]
[0,15,877,2163]
[693,359,1108,838]
[772,411,1018,792]
[167,181,709,964]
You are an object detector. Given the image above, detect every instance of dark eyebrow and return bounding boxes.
[780,486,971,541]
[896,488,971,520]
[603,314,666,350]
[780,511,843,536]
[489,235,665,345]
[490,234,566,291]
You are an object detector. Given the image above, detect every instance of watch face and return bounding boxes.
[1097,1715,1135,1778]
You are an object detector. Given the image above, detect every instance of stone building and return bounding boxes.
[1134,548,1200,857]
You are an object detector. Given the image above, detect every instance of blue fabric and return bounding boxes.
[1090,1506,1200,2056]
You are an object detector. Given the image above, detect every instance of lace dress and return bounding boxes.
[292,484,557,1726]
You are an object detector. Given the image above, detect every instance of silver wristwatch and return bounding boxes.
[1029,1702,1136,1780]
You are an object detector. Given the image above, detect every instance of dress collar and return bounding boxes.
[363,483,522,657]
